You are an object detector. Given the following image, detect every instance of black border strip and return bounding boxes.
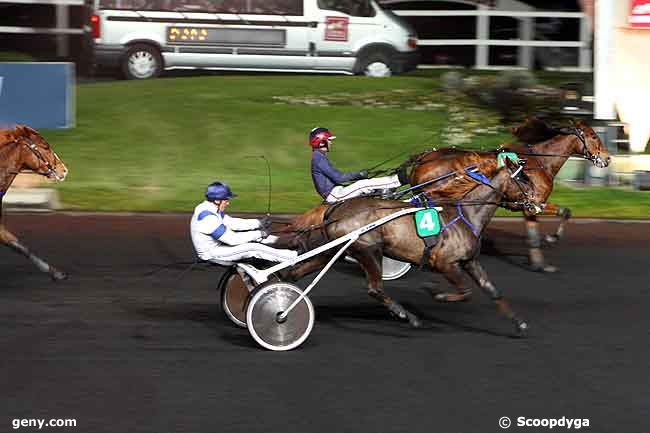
[175,47,310,56]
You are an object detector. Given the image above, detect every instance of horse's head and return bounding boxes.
[569,120,611,169]
[14,125,68,181]
[498,158,544,215]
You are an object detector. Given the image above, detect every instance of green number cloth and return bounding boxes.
[414,209,441,237]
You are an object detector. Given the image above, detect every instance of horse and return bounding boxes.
[0,125,69,280]
[402,117,611,272]
[273,160,536,336]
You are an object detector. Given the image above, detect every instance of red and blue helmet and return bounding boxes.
[309,127,336,149]
[206,181,237,201]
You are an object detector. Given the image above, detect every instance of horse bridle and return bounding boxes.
[4,135,64,181]
[548,126,608,167]
[464,162,542,214]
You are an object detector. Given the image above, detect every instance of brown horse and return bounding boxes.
[404,117,611,272]
[274,161,534,336]
[1,125,69,280]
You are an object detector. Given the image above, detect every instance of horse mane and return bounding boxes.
[510,117,560,144]
[0,124,37,145]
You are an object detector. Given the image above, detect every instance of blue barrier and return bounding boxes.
[0,62,74,129]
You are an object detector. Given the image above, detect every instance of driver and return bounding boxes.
[190,181,298,264]
[309,127,404,203]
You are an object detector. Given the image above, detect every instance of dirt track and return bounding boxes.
[1,213,649,433]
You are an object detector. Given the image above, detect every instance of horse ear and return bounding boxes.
[504,156,520,173]
[22,125,38,136]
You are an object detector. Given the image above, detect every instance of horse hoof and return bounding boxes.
[51,270,68,281]
[515,320,529,338]
[530,264,558,273]
[544,234,560,245]
[435,292,470,303]
[388,306,407,321]
[408,314,423,328]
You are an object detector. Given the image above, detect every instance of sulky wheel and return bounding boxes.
[246,281,315,351]
[382,257,411,280]
[218,267,252,328]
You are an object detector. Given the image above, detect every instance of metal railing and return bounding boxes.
[392,7,592,71]
[0,0,87,57]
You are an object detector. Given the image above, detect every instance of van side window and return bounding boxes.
[317,0,375,17]
[98,0,248,13]
[249,0,303,15]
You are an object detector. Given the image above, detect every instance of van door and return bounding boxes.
[310,0,380,71]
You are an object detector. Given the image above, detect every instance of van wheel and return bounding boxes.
[358,52,393,77]
[122,44,162,80]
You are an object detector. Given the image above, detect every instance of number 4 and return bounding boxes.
[418,212,435,231]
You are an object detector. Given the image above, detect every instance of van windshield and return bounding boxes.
[98,0,304,16]
[317,0,375,17]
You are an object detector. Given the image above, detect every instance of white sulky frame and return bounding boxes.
[236,206,440,321]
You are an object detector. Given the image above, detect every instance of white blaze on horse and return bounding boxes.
[0,124,68,280]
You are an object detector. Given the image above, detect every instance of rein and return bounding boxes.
[405,126,598,170]
[288,165,533,240]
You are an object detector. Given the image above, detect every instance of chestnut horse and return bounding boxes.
[0,125,68,280]
[402,118,611,272]
[274,161,534,336]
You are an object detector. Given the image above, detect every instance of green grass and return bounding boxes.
[0,51,35,62]
[496,185,650,219]
[40,73,649,217]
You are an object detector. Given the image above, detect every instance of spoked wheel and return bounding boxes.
[218,267,252,328]
[246,282,315,351]
[381,257,412,280]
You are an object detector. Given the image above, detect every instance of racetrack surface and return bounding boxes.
[1,214,648,433]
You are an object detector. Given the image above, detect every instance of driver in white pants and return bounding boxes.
[190,181,298,264]
[309,127,405,203]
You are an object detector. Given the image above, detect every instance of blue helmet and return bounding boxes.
[205,181,237,201]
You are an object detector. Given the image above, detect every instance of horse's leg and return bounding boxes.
[282,254,330,282]
[464,258,528,337]
[432,262,473,302]
[353,248,421,328]
[524,214,558,273]
[0,224,67,281]
[538,202,571,245]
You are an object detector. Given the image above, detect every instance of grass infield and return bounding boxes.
[40,73,649,218]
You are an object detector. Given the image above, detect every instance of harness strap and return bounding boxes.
[419,235,438,270]
[415,194,440,270]
[465,165,492,186]
[440,204,481,238]
[322,201,345,223]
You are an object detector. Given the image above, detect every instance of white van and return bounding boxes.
[90,0,419,79]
